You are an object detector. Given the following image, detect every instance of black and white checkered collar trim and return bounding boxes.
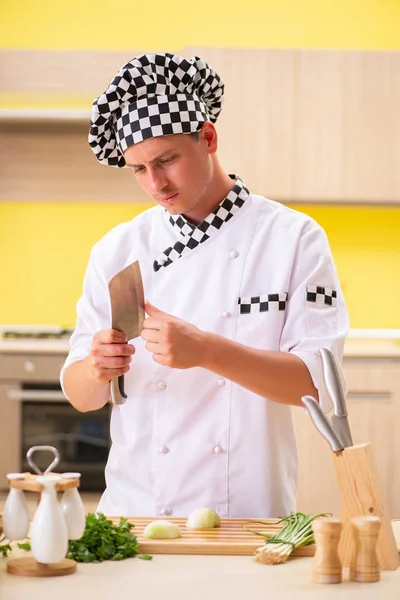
[153,176,250,272]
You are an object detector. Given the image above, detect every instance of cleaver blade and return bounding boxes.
[108,260,145,405]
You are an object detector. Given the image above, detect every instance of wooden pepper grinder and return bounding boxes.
[350,516,381,583]
[311,517,343,584]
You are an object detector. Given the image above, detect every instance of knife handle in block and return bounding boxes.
[110,375,127,405]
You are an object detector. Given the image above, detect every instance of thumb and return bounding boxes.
[145,300,167,318]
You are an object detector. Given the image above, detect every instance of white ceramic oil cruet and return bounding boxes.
[2,473,30,541]
[61,472,86,539]
[30,474,69,564]
[26,445,69,564]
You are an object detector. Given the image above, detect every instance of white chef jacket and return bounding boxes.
[61,180,349,518]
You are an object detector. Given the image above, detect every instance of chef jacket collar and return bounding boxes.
[153,175,249,272]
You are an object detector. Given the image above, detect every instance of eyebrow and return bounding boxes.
[126,150,177,168]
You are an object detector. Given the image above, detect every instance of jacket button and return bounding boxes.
[158,446,169,454]
[214,445,223,454]
[222,311,231,318]
[157,381,167,390]
[229,250,238,259]
[160,507,172,516]
[217,378,226,386]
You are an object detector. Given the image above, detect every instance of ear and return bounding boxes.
[201,122,218,154]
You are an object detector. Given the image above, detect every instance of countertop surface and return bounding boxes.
[1,336,400,357]
[0,339,71,354]
[1,521,399,599]
[343,338,400,358]
[1,546,400,600]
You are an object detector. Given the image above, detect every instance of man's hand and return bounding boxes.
[141,301,205,368]
[89,329,136,385]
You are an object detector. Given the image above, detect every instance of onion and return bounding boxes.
[186,508,221,529]
[143,520,182,539]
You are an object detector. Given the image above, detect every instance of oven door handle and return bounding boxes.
[8,389,67,402]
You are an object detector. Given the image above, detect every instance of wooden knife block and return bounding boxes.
[332,442,399,571]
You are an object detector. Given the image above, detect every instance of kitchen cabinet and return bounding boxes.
[1,47,399,203]
[0,48,144,203]
[293,357,400,518]
[0,121,143,202]
[185,46,400,203]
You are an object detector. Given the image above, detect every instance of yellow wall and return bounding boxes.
[1,1,400,327]
[1,202,399,328]
[1,0,400,50]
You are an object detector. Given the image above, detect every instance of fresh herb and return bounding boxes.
[0,534,30,557]
[67,512,152,563]
[17,541,31,551]
[245,511,332,565]
[0,536,12,558]
[1,514,152,563]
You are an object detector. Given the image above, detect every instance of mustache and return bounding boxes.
[155,191,178,201]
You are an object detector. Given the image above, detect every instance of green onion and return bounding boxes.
[245,511,332,565]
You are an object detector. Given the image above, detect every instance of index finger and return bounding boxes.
[143,317,164,331]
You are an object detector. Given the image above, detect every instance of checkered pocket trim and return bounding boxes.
[306,285,337,307]
[238,293,288,314]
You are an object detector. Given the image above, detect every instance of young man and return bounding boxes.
[61,53,349,518]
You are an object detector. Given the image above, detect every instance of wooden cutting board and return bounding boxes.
[109,517,400,557]
[1,514,399,558]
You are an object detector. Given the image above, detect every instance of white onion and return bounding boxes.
[186,508,221,529]
[143,520,182,539]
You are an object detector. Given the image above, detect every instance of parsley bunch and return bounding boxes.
[67,513,152,563]
[0,513,152,563]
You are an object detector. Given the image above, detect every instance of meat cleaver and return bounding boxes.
[108,260,145,405]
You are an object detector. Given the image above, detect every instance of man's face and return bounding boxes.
[123,128,214,220]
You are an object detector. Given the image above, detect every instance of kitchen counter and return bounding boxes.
[343,338,400,358]
[1,546,400,600]
[0,338,70,354]
[1,333,400,357]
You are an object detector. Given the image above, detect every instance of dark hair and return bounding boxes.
[190,132,200,142]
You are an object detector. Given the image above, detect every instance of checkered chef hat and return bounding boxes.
[88,52,224,168]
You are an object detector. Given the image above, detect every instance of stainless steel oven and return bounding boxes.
[0,327,111,492]
[18,383,110,490]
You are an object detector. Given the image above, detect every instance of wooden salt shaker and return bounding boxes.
[350,516,381,583]
[311,517,343,584]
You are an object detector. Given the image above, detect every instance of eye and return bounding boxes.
[160,156,175,165]
[133,166,145,174]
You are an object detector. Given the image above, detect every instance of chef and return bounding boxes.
[61,53,349,518]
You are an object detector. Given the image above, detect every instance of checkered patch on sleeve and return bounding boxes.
[238,293,288,314]
[306,285,337,307]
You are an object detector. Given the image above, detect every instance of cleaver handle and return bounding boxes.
[110,375,127,405]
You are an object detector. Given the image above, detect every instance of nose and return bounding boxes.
[148,166,168,194]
